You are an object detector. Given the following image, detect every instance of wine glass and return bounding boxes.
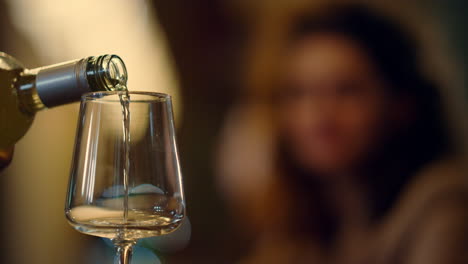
[65,91,185,264]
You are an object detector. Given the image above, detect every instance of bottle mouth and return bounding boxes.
[90,55,128,91]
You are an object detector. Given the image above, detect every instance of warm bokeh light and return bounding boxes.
[2,0,179,263]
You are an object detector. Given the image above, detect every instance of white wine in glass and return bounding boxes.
[65,91,185,264]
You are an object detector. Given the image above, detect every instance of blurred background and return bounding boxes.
[0,0,467,263]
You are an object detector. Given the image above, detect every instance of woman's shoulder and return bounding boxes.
[387,157,468,263]
[405,156,468,226]
[390,156,468,223]
[373,157,468,263]
[406,157,468,205]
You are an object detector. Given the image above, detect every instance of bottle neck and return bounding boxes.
[33,58,90,108]
[17,55,128,110]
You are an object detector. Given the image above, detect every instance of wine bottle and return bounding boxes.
[0,52,128,165]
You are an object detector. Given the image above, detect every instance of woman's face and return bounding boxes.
[279,34,390,176]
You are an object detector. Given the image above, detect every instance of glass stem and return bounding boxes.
[113,240,136,264]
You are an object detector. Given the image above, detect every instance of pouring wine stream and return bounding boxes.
[119,88,131,223]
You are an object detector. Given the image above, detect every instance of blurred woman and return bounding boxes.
[217,3,468,264]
